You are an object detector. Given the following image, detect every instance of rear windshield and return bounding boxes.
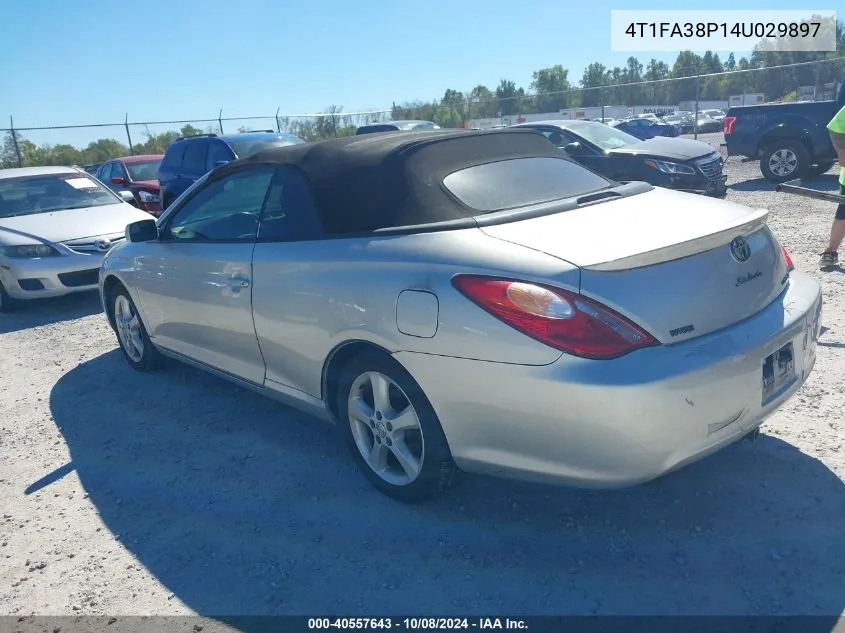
[442,157,611,213]
[228,135,304,158]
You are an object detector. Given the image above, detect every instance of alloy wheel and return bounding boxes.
[768,149,798,177]
[114,294,144,362]
[347,371,425,486]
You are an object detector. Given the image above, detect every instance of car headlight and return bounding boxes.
[645,159,696,175]
[138,191,160,203]
[0,244,61,258]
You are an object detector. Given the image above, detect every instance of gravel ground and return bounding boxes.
[1,133,844,620]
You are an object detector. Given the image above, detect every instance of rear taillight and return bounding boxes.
[781,244,795,272]
[452,275,660,360]
[723,116,737,135]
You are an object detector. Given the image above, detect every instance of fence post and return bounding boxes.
[600,86,605,121]
[694,73,701,140]
[124,113,134,155]
[218,109,224,134]
[275,107,281,132]
[9,116,22,167]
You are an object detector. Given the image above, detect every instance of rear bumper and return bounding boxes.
[0,253,104,300]
[394,272,822,489]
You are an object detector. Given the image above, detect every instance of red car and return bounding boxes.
[93,154,163,215]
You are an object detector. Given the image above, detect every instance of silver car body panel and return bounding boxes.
[100,172,822,489]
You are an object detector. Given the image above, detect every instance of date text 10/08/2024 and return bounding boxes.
[624,21,822,39]
[307,617,528,630]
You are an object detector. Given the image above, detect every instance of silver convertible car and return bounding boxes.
[99,129,822,503]
[0,166,154,311]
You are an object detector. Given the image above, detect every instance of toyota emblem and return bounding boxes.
[730,237,751,263]
[95,239,112,252]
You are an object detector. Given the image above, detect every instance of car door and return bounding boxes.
[131,164,276,384]
[96,162,116,189]
[250,166,327,395]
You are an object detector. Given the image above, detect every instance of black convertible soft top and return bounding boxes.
[223,128,562,235]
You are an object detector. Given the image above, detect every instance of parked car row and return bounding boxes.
[0,126,819,505]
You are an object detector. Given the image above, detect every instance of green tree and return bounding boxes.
[468,85,496,118]
[494,79,521,116]
[530,65,571,112]
[579,62,607,107]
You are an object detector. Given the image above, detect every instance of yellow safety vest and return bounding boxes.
[827,105,845,185]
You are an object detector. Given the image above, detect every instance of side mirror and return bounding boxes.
[126,219,158,243]
[111,176,125,185]
[117,190,137,205]
[564,141,583,154]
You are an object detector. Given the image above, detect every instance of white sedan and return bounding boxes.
[0,166,155,312]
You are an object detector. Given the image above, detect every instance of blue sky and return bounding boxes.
[0,0,822,146]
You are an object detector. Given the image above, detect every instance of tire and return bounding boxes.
[806,161,836,178]
[109,285,161,372]
[0,281,18,313]
[336,352,458,503]
[760,141,810,183]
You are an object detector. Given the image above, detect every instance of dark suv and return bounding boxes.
[158,131,304,209]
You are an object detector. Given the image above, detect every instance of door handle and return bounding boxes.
[230,277,250,288]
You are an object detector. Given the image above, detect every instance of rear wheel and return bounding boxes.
[110,286,161,371]
[760,141,809,183]
[336,352,458,503]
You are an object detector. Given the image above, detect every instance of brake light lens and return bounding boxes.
[781,244,794,272]
[723,116,737,135]
[452,275,660,360]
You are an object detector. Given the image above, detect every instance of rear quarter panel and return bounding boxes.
[250,228,577,397]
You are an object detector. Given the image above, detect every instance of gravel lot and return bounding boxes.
[1,133,844,619]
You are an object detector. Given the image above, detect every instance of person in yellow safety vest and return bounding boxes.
[819,104,845,270]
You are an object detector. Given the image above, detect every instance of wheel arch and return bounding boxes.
[756,125,813,157]
[321,339,403,423]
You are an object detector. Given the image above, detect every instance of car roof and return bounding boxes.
[218,132,297,143]
[358,120,435,129]
[513,119,600,131]
[0,166,80,180]
[117,154,163,163]
[223,128,561,236]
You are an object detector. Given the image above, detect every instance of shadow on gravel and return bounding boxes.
[0,290,102,335]
[729,173,840,194]
[729,178,776,193]
[47,350,845,619]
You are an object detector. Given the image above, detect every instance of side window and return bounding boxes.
[182,140,208,174]
[206,141,233,171]
[258,167,324,242]
[540,128,578,147]
[110,162,124,181]
[95,163,110,181]
[164,166,276,243]
[163,143,186,169]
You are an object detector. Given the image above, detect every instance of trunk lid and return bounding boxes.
[479,187,789,344]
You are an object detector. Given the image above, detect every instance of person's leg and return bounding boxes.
[820,186,845,269]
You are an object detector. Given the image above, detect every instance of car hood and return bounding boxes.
[0,203,154,245]
[131,179,160,192]
[608,137,717,161]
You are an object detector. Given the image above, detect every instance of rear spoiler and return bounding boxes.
[775,179,845,204]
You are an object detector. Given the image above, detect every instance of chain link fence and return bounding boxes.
[1,56,843,168]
